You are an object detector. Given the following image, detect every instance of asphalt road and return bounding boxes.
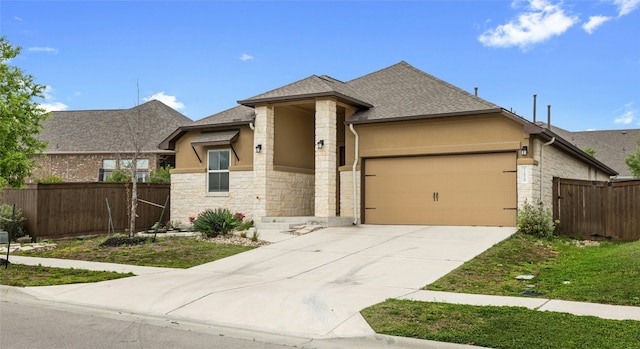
[0,297,296,349]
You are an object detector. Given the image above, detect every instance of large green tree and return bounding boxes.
[0,37,49,188]
[625,137,640,178]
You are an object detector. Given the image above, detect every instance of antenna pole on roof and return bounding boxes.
[547,105,551,129]
[474,87,478,96]
[533,94,537,123]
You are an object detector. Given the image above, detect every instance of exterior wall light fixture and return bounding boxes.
[521,145,528,156]
[317,140,324,150]
[255,144,262,153]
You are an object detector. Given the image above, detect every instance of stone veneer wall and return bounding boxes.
[517,138,610,210]
[314,99,337,217]
[266,170,314,217]
[170,170,255,224]
[33,153,160,182]
[339,169,361,223]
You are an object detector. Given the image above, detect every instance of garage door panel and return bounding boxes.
[364,153,516,226]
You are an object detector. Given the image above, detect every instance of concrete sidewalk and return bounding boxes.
[402,290,640,322]
[4,225,639,343]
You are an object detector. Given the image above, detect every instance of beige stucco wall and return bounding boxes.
[174,125,254,172]
[273,106,315,170]
[345,114,529,163]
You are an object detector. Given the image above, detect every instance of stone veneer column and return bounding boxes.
[253,105,275,218]
[315,99,337,217]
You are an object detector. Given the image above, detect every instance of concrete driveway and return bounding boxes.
[27,225,515,338]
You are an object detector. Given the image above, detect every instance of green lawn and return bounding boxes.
[0,263,133,287]
[13,235,256,269]
[426,234,640,306]
[362,300,640,349]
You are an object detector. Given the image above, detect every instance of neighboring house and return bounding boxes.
[34,100,191,182]
[161,61,617,227]
[538,124,639,179]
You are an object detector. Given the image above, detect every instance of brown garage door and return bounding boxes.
[364,152,517,226]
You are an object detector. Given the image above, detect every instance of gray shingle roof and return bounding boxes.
[540,123,639,178]
[237,75,372,108]
[346,62,501,123]
[39,100,192,153]
[191,105,255,127]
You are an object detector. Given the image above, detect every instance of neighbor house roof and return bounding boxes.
[39,100,192,154]
[538,123,638,178]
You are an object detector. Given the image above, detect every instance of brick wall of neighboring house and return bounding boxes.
[518,138,612,210]
[170,170,255,225]
[33,153,163,182]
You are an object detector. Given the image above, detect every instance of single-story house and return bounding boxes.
[34,100,191,182]
[161,61,617,226]
[539,125,639,180]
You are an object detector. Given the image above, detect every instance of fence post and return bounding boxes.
[552,177,560,233]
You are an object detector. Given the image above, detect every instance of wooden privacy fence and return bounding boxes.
[553,178,640,241]
[1,182,170,241]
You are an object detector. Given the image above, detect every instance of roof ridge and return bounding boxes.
[345,61,409,84]
[401,62,499,109]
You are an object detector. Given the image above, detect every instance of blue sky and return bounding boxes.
[1,0,639,131]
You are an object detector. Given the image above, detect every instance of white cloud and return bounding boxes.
[28,47,59,54]
[144,92,185,110]
[39,85,68,112]
[614,0,640,16]
[478,0,578,49]
[240,53,254,61]
[40,102,69,112]
[582,15,611,34]
[614,102,637,124]
[14,16,23,21]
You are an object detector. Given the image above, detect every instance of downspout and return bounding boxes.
[539,137,556,203]
[249,122,255,131]
[349,124,359,225]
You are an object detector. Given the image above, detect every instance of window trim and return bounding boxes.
[207,149,231,193]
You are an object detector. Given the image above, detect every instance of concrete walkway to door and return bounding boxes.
[18,225,515,338]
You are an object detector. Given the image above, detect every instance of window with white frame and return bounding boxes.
[100,158,150,182]
[207,149,230,192]
[101,159,117,181]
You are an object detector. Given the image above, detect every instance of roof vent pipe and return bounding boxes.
[547,105,551,129]
[474,87,478,96]
[533,94,537,123]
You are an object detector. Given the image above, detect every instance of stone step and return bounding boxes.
[254,222,298,231]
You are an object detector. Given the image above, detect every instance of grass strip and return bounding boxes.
[362,299,640,349]
[0,263,133,287]
[426,234,640,306]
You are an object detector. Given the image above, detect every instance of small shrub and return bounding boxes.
[517,201,557,239]
[34,175,64,183]
[148,165,172,184]
[0,204,27,241]
[105,168,132,182]
[251,230,260,242]
[237,219,254,231]
[192,208,241,238]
